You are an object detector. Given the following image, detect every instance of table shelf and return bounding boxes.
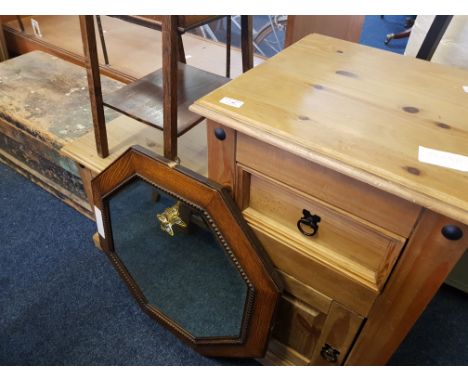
[103,63,229,136]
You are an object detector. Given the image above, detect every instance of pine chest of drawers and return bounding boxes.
[190,34,468,365]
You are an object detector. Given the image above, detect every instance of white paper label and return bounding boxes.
[94,206,106,238]
[463,86,468,93]
[418,146,468,172]
[219,97,244,108]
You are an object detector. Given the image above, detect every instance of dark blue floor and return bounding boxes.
[0,163,255,365]
[359,15,411,54]
[388,284,468,365]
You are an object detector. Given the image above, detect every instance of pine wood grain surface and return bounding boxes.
[191,34,468,224]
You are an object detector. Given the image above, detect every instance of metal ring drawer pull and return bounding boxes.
[297,209,321,237]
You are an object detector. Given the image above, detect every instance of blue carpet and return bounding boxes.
[389,284,468,365]
[360,15,410,54]
[0,162,256,365]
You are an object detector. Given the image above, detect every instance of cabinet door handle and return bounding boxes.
[320,343,340,363]
[297,209,321,237]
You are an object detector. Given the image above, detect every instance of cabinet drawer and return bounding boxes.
[245,172,405,290]
[250,224,378,316]
[237,133,421,237]
[278,270,332,314]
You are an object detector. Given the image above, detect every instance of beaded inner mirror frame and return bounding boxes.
[91,146,281,358]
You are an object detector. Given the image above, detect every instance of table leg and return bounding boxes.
[162,16,179,161]
[346,209,468,365]
[79,15,109,158]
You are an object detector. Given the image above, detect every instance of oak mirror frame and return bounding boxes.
[91,146,281,358]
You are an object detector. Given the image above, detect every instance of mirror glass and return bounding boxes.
[107,177,249,339]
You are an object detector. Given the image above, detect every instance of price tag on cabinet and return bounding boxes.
[219,97,244,108]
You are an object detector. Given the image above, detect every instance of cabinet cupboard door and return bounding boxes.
[268,297,364,365]
[309,302,364,365]
[272,294,327,361]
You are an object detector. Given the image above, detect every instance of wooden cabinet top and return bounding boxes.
[191,34,468,224]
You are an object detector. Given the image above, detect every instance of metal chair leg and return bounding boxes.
[385,28,411,45]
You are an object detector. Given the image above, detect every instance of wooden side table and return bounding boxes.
[79,15,253,161]
[190,34,468,365]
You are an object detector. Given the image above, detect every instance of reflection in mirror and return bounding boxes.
[107,177,249,339]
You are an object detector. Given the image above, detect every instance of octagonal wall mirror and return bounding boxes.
[91,146,281,358]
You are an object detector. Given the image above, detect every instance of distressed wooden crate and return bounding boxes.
[0,50,122,217]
